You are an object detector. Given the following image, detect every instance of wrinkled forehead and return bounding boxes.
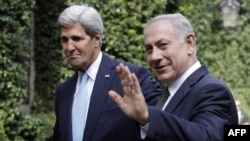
[144,19,173,34]
[144,20,177,43]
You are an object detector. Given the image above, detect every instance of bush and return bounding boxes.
[0,120,7,141]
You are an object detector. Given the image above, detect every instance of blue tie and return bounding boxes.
[72,73,88,141]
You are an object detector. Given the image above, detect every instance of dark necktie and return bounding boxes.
[156,88,170,108]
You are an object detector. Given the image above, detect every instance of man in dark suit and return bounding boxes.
[52,4,162,141]
[109,13,238,141]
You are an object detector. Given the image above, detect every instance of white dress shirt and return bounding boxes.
[74,52,102,122]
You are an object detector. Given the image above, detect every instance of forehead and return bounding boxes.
[60,23,85,34]
[145,20,174,33]
[144,20,177,43]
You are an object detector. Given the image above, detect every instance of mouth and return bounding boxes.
[67,53,81,58]
[153,64,169,72]
[66,55,81,63]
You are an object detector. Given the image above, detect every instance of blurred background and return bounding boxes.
[0,0,249,140]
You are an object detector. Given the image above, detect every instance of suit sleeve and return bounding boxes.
[145,81,237,141]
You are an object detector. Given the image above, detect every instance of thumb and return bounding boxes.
[108,90,123,105]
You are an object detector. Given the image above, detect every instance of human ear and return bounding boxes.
[185,33,196,55]
[94,32,102,47]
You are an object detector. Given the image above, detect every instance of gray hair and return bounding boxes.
[57,4,104,46]
[143,13,195,43]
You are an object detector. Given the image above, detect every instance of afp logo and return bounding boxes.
[224,125,250,141]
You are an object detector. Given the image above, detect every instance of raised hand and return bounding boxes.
[108,63,149,125]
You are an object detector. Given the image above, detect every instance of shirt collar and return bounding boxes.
[78,52,102,81]
[168,61,201,96]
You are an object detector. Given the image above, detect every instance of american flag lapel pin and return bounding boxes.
[104,74,110,78]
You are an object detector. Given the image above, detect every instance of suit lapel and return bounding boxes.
[165,65,209,112]
[165,82,191,112]
[57,73,77,140]
[83,53,118,140]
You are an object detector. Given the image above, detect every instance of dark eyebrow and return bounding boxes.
[71,35,83,40]
[60,35,84,42]
[144,38,166,46]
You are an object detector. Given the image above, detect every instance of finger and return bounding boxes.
[116,63,138,97]
[131,73,142,94]
[123,65,133,80]
[116,64,127,85]
[108,90,123,105]
[123,85,133,97]
[121,74,138,97]
[115,63,128,78]
[117,63,133,86]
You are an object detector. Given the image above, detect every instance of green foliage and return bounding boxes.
[17,113,54,141]
[175,0,250,89]
[33,0,74,114]
[1,0,250,140]
[232,88,250,120]
[79,0,166,69]
[1,111,54,141]
[172,0,250,116]
[0,0,38,140]
[0,119,7,141]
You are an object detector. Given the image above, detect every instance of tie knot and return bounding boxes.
[81,73,88,83]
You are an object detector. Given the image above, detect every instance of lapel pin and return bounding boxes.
[104,74,110,78]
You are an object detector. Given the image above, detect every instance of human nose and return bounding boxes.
[64,39,75,51]
[150,47,162,60]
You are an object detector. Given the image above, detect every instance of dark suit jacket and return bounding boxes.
[52,53,162,141]
[145,65,238,141]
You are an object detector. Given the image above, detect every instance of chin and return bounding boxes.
[69,64,80,69]
[156,74,169,81]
